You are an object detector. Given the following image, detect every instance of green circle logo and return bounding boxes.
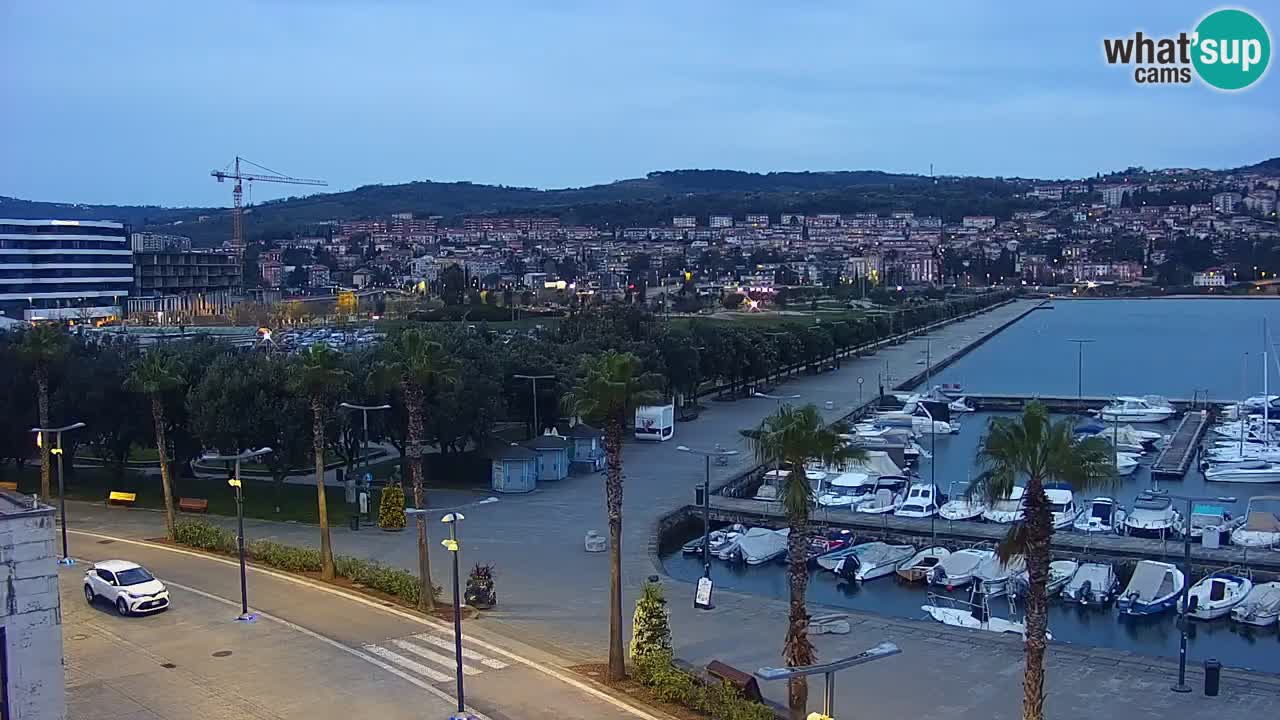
[1192,8,1271,90]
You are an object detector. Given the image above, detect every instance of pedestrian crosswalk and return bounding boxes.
[362,631,510,683]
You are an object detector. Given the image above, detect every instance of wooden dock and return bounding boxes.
[1151,410,1210,479]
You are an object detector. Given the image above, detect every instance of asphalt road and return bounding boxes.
[61,530,669,720]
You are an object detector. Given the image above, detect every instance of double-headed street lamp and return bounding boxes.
[31,422,86,565]
[513,373,554,438]
[440,512,478,720]
[676,444,739,598]
[754,641,902,720]
[1167,492,1236,694]
[202,447,273,621]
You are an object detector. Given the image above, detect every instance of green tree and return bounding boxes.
[975,402,1114,720]
[289,346,350,581]
[747,404,862,719]
[18,325,69,498]
[563,351,663,682]
[629,579,671,662]
[126,349,185,540]
[390,328,458,611]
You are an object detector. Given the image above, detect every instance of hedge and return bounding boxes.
[632,650,773,720]
[174,520,439,605]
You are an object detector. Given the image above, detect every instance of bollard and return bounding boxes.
[1204,658,1221,697]
[349,513,360,531]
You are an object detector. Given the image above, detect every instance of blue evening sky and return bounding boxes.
[1,1,1276,207]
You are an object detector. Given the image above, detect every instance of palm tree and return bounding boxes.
[562,351,663,682]
[289,345,350,582]
[19,325,69,499]
[126,350,185,540]
[747,404,862,720]
[390,329,457,611]
[975,401,1113,720]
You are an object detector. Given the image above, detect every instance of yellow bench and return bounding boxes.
[107,491,137,506]
[0,481,17,492]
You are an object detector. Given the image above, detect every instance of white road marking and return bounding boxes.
[390,637,481,675]
[410,632,508,669]
[67,530,667,720]
[363,643,454,682]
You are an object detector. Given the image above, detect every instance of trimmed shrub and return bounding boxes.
[630,579,671,662]
[249,540,322,572]
[378,482,407,529]
[174,520,236,553]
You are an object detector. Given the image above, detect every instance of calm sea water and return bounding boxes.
[933,298,1280,401]
[664,299,1280,672]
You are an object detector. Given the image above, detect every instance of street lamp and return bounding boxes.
[440,512,476,719]
[513,374,554,438]
[1067,339,1095,411]
[31,422,86,565]
[339,402,392,523]
[754,641,902,719]
[676,444,739,605]
[1167,493,1235,694]
[202,447,272,621]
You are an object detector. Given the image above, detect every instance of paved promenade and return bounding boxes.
[66,299,1280,717]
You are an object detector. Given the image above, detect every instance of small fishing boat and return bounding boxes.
[928,548,994,589]
[1231,582,1280,626]
[1204,459,1280,484]
[982,486,1025,524]
[894,483,944,518]
[896,547,950,582]
[852,478,908,515]
[1061,562,1120,606]
[1229,496,1280,548]
[1187,503,1242,544]
[1122,490,1183,538]
[1181,572,1252,620]
[731,527,789,565]
[1072,497,1125,534]
[920,593,1045,639]
[815,543,863,572]
[832,542,916,581]
[710,525,747,559]
[682,524,745,555]
[940,496,986,521]
[974,553,1027,598]
[1117,560,1185,616]
[1011,560,1079,598]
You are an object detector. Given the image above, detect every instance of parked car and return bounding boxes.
[84,560,170,616]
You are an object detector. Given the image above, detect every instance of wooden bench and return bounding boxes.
[178,497,209,513]
[106,491,137,507]
[0,481,18,492]
[705,660,763,703]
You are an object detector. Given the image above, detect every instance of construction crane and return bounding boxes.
[211,156,327,253]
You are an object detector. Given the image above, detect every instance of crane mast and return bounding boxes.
[211,156,326,255]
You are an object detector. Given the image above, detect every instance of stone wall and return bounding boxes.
[0,497,64,720]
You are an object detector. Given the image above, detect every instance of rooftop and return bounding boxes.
[0,489,53,519]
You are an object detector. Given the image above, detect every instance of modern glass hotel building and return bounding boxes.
[0,219,133,321]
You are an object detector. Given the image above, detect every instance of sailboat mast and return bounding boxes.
[1241,352,1249,454]
[1265,319,1270,447]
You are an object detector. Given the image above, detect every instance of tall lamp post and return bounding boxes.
[202,447,273,621]
[31,422,86,565]
[1167,493,1235,693]
[441,512,477,720]
[513,373,554,438]
[676,445,739,591]
[754,641,902,720]
[1067,338,1095,412]
[339,402,391,520]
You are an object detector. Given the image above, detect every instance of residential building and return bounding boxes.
[130,250,242,317]
[260,261,284,288]
[0,491,65,720]
[1213,191,1243,214]
[672,216,697,229]
[130,232,191,252]
[744,213,769,228]
[962,215,996,230]
[0,218,133,321]
[1101,185,1134,207]
[709,215,733,229]
[1193,270,1228,287]
[308,264,331,288]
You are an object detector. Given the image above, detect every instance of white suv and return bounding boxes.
[84,560,170,615]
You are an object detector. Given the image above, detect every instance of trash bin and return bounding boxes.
[1204,658,1221,697]
[349,513,361,531]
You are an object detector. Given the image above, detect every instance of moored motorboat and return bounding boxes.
[1117,560,1184,616]
[1122,490,1183,538]
[896,547,950,582]
[815,472,873,508]
[1204,459,1280,484]
[1011,559,1079,598]
[1231,582,1280,626]
[1096,395,1176,424]
[928,548,994,589]
[731,527,789,565]
[982,486,1025,524]
[710,525,747,559]
[1181,572,1252,620]
[1229,496,1280,548]
[940,496,986,521]
[1061,562,1120,606]
[832,542,916,581]
[1115,453,1140,477]
[920,594,1046,639]
[1046,486,1077,530]
[852,477,908,515]
[1072,497,1125,534]
[894,483,944,518]
[974,553,1026,598]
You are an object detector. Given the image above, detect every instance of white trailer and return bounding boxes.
[635,403,675,441]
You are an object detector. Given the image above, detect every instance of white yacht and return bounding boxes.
[1073,497,1125,534]
[940,496,986,521]
[982,486,1025,524]
[1096,396,1176,424]
[1122,490,1183,538]
[894,483,943,518]
[921,594,1044,639]
[1231,582,1280,626]
[815,472,873,508]
[1204,459,1280,483]
[1181,572,1252,620]
[1046,487,1077,530]
[1230,496,1280,548]
[852,477,909,514]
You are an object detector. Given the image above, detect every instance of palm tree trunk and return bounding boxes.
[37,371,51,499]
[1021,477,1052,720]
[405,384,434,611]
[150,396,177,540]
[314,398,335,581]
[784,508,815,720]
[604,415,626,682]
